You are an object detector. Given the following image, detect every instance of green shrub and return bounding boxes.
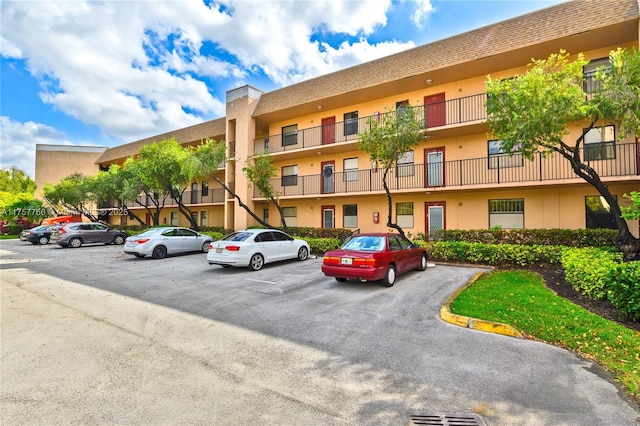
[431,228,617,247]
[418,241,564,266]
[561,248,623,300]
[300,237,341,255]
[607,261,640,321]
[201,231,224,241]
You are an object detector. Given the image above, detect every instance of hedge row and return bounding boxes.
[422,228,618,248]
[561,248,640,321]
[418,241,565,266]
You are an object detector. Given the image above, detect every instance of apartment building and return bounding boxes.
[35,0,640,237]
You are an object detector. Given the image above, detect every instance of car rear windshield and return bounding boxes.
[222,232,252,242]
[342,236,385,251]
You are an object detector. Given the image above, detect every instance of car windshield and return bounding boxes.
[135,229,162,238]
[342,236,385,252]
[222,232,252,242]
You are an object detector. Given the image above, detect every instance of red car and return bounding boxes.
[322,233,428,287]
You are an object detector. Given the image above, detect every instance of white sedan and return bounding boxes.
[124,227,213,259]
[207,229,310,271]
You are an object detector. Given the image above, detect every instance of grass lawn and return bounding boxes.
[0,234,19,240]
[449,270,640,403]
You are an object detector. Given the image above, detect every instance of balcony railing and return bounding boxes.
[254,142,638,198]
[122,188,226,209]
[254,93,488,154]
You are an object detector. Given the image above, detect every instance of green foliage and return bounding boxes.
[200,231,224,241]
[243,154,278,200]
[621,191,640,220]
[562,248,623,300]
[419,241,564,266]
[430,228,618,247]
[1,199,51,224]
[0,167,37,194]
[607,262,640,321]
[300,237,341,255]
[286,226,354,242]
[42,172,97,220]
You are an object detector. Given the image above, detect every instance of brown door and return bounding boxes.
[322,117,336,145]
[321,161,335,194]
[424,93,445,128]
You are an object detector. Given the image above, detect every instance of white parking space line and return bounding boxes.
[245,278,277,284]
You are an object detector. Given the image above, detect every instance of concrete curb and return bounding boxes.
[440,271,524,339]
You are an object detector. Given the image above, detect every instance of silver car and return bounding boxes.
[52,222,127,248]
[124,227,213,259]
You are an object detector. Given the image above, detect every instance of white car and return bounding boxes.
[207,229,310,271]
[124,227,213,259]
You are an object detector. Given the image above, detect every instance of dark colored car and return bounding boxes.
[51,222,127,248]
[321,233,428,287]
[20,225,56,245]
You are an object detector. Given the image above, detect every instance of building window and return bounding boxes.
[191,212,198,225]
[282,206,297,226]
[585,195,617,230]
[396,100,409,111]
[397,151,414,177]
[201,181,209,197]
[343,204,358,228]
[343,158,358,182]
[191,182,198,204]
[488,140,523,169]
[396,202,414,228]
[281,165,298,186]
[583,57,609,94]
[263,208,269,224]
[282,124,298,147]
[170,211,179,226]
[200,211,208,227]
[584,125,615,161]
[489,199,524,229]
[344,111,358,136]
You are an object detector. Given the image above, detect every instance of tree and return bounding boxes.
[621,191,640,221]
[486,48,640,261]
[91,165,147,227]
[0,167,38,213]
[358,105,426,236]
[42,173,99,222]
[191,139,271,229]
[243,154,287,232]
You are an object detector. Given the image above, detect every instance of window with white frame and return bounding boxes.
[343,157,358,182]
[488,140,523,169]
[282,124,298,147]
[344,111,358,136]
[397,151,415,177]
[170,211,179,226]
[396,202,414,228]
[282,207,297,226]
[343,204,357,228]
[200,211,208,227]
[489,199,524,229]
[583,57,610,94]
[584,125,615,161]
[281,165,298,186]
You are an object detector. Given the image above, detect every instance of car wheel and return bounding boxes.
[248,253,264,271]
[69,237,82,248]
[201,242,210,253]
[416,253,428,271]
[38,236,50,245]
[297,246,309,261]
[381,265,396,287]
[335,277,347,282]
[134,253,145,258]
[152,245,167,259]
[113,235,125,245]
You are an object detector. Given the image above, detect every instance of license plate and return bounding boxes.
[340,257,353,265]
[216,248,223,253]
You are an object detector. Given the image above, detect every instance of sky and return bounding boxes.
[0,0,565,179]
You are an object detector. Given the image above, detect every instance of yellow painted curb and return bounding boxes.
[440,271,524,339]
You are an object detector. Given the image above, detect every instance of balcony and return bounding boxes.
[123,188,226,209]
[254,142,638,198]
[253,93,488,155]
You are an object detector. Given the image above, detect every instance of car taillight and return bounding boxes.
[323,256,341,265]
[353,258,376,267]
[136,238,150,244]
[225,245,241,251]
[59,228,67,234]
[208,243,214,249]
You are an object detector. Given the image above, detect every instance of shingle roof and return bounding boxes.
[96,117,226,164]
[252,0,639,116]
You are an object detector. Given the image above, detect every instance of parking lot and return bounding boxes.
[2,239,639,425]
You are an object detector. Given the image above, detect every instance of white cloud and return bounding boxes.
[0,0,420,144]
[407,0,435,27]
[0,117,75,178]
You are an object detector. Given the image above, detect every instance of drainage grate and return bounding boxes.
[408,413,487,426]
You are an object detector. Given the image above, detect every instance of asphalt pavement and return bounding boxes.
[1,239,638,425]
